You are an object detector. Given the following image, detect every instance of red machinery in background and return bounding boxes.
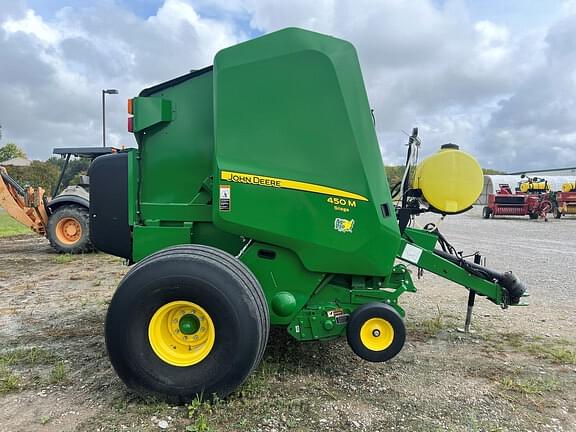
[553,182,576,218]
[482,177,552,220]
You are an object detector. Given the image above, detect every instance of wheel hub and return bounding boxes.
[148,300,215,367]
[55,217,82,245]
[360,318,394,352]
[179,314,200,335]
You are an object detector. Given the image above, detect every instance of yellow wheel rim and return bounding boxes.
[55,217,82,245]
[359,318,394,351]
[148,300,215,367]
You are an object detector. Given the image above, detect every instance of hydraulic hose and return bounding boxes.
[434,249,526,305]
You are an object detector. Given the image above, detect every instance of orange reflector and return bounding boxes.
[128,117,134,133]
[127,98,133,114]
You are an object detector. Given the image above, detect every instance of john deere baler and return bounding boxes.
[89,28,526,402]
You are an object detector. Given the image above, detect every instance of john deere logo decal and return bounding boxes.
[334,218,354,233]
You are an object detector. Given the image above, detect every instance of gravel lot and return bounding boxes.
[413,206,576,339]
[0,207,574,431]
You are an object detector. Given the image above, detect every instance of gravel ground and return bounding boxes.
[409,206,576,340]
[0,207,575,431]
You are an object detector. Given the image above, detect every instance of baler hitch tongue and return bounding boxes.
[498,271,527,307]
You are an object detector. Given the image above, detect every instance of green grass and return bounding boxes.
[0,211,30,237]
[186,396,213,432]
[48,361,67,384]
[0,365,20,394]
[53,254,76,264]
[407,305,451,339]
[496,333,576,365]
[500,376,559,394]
[0,347,59,367]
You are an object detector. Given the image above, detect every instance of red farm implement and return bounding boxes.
[482,178,552,221]
[553,182,576,218]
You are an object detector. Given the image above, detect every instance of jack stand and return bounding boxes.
[458,254,481,334]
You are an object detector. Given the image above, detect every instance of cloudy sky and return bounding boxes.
[1,0,575,171]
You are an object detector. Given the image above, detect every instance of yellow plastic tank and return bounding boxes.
[413,144,483,214]
[518,180,549,193]
[562,182,576,192]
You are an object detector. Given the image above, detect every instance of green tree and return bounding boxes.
[6,161,60,192]
[47,157,91,188]
[482,168,505,175]
[385,165,405,188]
[0,143,26,162]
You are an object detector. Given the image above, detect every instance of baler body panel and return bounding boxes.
[213,28,400,276]
[136,69,213,219]
[130,68,244,261]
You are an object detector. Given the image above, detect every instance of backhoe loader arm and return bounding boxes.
[0,166,48,235]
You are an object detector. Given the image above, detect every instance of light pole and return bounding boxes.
[102,89,118,147]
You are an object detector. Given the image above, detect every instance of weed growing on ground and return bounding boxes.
[186,395,212,432]
[408,305,452,338]
[499,376,559,394]
[0,347,59,367]
[494,332,576,365]
[525,344,576,365]
[53,254,75,264]
[0,365,19,394]
[49,361,67,384]
[238,359,280,398]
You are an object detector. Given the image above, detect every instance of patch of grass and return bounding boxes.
[186,415,210,432]
[496,333,576,365]
[132,398,170,416]
[0,211,30,237]
[524,344,576,365]
[186,396,213,432]
[111,397,129,413]
[408,305,448,338]
[499,376,559,394]
[237,359,280,398]
[0,347,59,367]
[0,366,20,394]
[48,361,67,384]
[53,254,75,264]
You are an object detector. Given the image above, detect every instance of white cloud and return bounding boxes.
[0,0,240,156]
[0,0,574,172]
[3,9,61,44]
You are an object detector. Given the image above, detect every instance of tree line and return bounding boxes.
[0,143,90,194]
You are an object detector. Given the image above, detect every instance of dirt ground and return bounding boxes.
[0,207,575,432]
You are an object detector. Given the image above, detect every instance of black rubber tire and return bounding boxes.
[482,207,491,219]
[105,245,269,403]
[346,303,406,363]
[47,205,93,253]
[529,212,538,220]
